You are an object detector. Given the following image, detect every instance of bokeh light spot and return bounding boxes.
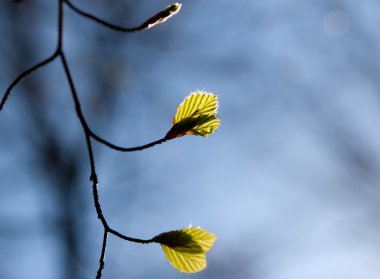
[323,10,350,38]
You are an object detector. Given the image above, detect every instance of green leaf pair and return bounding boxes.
[166,91,220,139]
[153,226,217,273]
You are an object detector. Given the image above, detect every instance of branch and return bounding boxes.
[0,52,58,111]
[108,228,153,244]
[96,230,108,279]
[90,131,168,152]
[3,1,175,278]
[64,0,181,33]
[60,50,154,277]
[59,53,106,222]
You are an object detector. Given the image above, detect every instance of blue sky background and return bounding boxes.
[1,0,380,278]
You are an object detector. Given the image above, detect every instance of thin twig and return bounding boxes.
[0,52,58,111]
[3,1,163,278]
[109,228,153,244]
[60,40,151,279]
[96,229,108,279]
[64,0,144,32]
[90,131,168,152]
[64,0,181,33]
[58,3,154,277]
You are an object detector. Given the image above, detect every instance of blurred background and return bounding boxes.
[1,0,380,278]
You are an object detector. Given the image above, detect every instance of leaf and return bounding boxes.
[152,226,217,273]
[166,91,220,139]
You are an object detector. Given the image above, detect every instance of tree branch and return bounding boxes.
[96,229,108,279]
[108,228,153,244]
[58,7,155,277]
[90,131,168,152]
[64,0,181,33]
[3,0,172,277]
[0,52,58,111]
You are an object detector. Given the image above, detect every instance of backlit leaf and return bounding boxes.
[152,226,217,273]
[166,91,220,139]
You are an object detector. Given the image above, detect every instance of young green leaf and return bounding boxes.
[165,91,220,139]
[152,226,217,273]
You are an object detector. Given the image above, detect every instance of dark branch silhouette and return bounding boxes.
[96,230,107,279]
[64,0,181,33]
[0,52,58,110]
[90,131,168,151]
[1,0,179,277]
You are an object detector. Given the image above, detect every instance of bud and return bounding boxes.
[139,3,182,30]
